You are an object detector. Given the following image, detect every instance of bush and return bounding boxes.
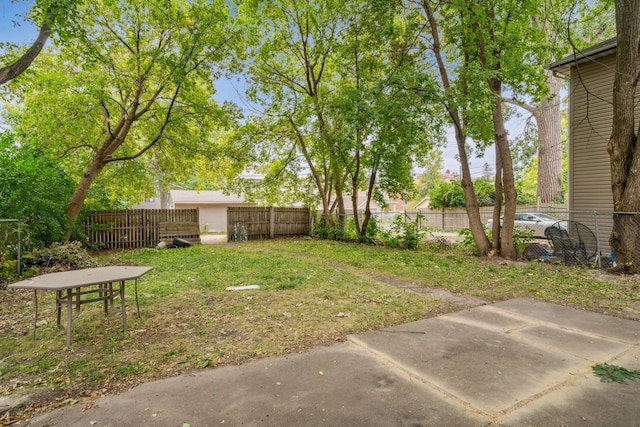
[0,133,75,248]
[457,227,534,256]
[379,214,426,250]
[25,241,98,273]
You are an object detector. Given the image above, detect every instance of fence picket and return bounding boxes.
[83,209,200,249]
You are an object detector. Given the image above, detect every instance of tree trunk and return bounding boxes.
[65,159,108,240]
[536,71,564,203]
[160,190,170,209]
[489,77,517,260]
[422,0,491,256]
[360,166,378,240]
[335,183,346,237]
[607,0,640,273]
[492,147,503,253]
[456,125,492,256]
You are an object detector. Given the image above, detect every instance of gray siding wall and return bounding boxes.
[568,52,640,211]
[568,54,616,213]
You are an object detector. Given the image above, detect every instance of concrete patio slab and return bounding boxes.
[26,298,640,427]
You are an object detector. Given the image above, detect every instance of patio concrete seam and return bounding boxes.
[443,314,630,362]
[603,344,640,365]
[346,335,494,420]
[481,305,639,344]
[492,366,595,422]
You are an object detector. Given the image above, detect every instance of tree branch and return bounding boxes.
[0,22,52,85]
[503,96,537,116]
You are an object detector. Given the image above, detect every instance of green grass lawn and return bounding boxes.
[1,238,638,423]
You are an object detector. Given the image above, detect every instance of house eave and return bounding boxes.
[547,37,618,77]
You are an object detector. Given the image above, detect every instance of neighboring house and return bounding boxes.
[414,196,430,209]
[384,195,409,212]
[328,193,383,214]
[548,37,630,213]
[134,196,162,209]
[328,192,413,214]
[168,190,256,233]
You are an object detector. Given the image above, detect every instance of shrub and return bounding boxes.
[380,214,426,250]
[457,227,534,256]
[26,241,98,273]
[0,133,75,248]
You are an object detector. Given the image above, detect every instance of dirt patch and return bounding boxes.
[370,273,488,308]
[329,262,488,309]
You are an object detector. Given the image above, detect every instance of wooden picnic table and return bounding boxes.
[8,266,153,346]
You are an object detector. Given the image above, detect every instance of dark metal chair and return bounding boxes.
[544,220,597,266]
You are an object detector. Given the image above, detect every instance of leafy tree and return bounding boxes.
[239,0,438,239]
[3,0,238,237]
[607,0,640,272]
[414,148,444,199]
[417,0,491,254]
[0,132,74,247]
[428,181,466,209]
[238,0,347,232]
[417,0,553,259]
[503,0,614,204]
[428,177,495,209]
[328,0,438,237]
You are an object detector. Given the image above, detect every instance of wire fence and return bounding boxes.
[345,208,640,270]
[0,219,23,277]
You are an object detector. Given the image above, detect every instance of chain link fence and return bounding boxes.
[343,208,639,270]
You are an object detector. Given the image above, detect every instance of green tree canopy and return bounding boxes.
[0,132,74,247]
[428,177,496,209]
[238,0,440,237]
[2,0,239,235]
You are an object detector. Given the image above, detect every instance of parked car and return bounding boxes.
[485,213,561,239]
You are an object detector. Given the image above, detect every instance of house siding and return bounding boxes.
[568,54,617,213]
[566,50,640,255]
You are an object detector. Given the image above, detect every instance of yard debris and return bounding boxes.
[225,285,260,291]
[156,238,192,249]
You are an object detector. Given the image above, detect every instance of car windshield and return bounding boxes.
[534,213,557,221]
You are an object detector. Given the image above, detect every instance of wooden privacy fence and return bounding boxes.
[369,203,569,230]
[84,209,200,249]
[227,207,311,241]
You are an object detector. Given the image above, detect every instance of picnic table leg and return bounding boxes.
[74,286,81,318]
[66,289,73,347]
[120,281,127,333]
[109,282,115,308]
[33,290,38,341]
[101,283,109,315]
[56,290,62,327]
[134,279,140,317]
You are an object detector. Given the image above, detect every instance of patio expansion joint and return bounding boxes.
[443,306,636,367]
[346,336,495,421]
[479,305,638,346]
[493,343,640,423]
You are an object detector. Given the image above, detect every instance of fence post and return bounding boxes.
[16,225,21,275]
[593,211,602,268]
[270,207,276,239]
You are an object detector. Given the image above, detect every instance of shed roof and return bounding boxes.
[548,37,617,76]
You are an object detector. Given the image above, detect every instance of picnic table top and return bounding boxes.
[7,266,154,291]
